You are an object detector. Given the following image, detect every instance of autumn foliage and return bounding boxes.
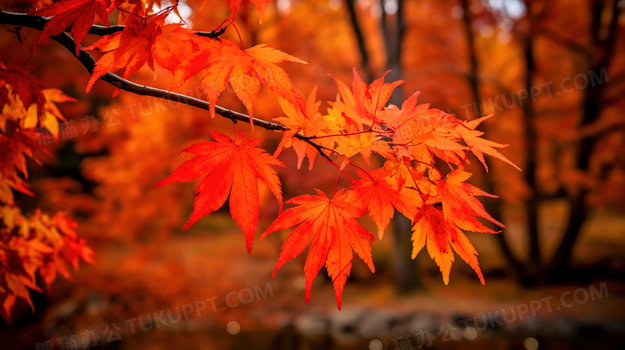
[0,65,94,322]
[0,0,524,319]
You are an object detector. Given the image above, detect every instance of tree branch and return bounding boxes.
[0,10,333,162]
[0,10,228,38]
[536,28,589,57]
[87,23,228,38]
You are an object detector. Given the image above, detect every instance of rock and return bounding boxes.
[295,314,328,342]
[330,308,369,345]
[547,317,576,338]
[359,309,397,339]
[405,313,438,334]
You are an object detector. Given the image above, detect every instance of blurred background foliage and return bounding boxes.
[1,0,624,349]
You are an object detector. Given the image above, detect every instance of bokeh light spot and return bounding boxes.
[369,339,383,350]
[524,337,539,350]
[227,321,241,335]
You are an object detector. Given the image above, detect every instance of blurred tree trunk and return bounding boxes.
[464,0,620,285]
[461,0,533,285]
[520,28,543,284]
[382,0,421,292]
[547,0,621,282]
[346,0,419,292]
[345,0,374,83]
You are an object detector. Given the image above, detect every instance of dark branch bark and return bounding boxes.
[0,10,332,162]
[86,23,228,38]
[345,0,373,82]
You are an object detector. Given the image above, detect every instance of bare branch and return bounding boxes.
[87,23,228,38]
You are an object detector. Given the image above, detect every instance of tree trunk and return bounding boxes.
[521,34,543,284]
[547,0,621,282]
[382,0,421,292]
[460,0,532,285]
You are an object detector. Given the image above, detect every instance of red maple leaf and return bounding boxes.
[31,0,112,56]
[0,66,46,118]
[169,39,306,128]
[411,204,485,285]
[260,189,375,309]
[345,168,421,239]
[154,131,284,253]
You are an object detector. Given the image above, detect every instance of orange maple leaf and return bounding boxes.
[170,39,307,128]
[273,86,333,170]
[260,189,375,310]
[2,272,42,318]
[457,115,521,172]
[333,131,393,165]
[0,129,43,185]
[154,131,284,253]
[31,0,111,56]
[435,168,505,229]
[331,68,403,126]
[345,168,421,239]
[411,204,485,285]
[82,11,170,92]
[152,24,211,74]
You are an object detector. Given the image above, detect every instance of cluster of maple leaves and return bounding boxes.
[0,63,95,322]
[0,0,521,313]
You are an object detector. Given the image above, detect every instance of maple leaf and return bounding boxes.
[21,89,76,140]
[435,168,505,229]
[82,11,170,92]
[345,168,422,239]
[411,204,484,285]
[273,86,333,170]
[0,206,94,322]
[2,272,42,318]
[152,24,211,74]
[154,131,284,253]
[260,189,375,310]
[0,66,46,119]
[170,39,307,128]
[457,115,521,172]
[379,91,426,128]
[333,131,393,165]
[330,68,403,126]
[55,213,96,269]
[0,129,42,185]
[386,103,467,165]
[31,0,112,56]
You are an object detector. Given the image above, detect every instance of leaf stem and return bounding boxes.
[348,163,374,181]
[334,168,345,195]
[413,160,444,178]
